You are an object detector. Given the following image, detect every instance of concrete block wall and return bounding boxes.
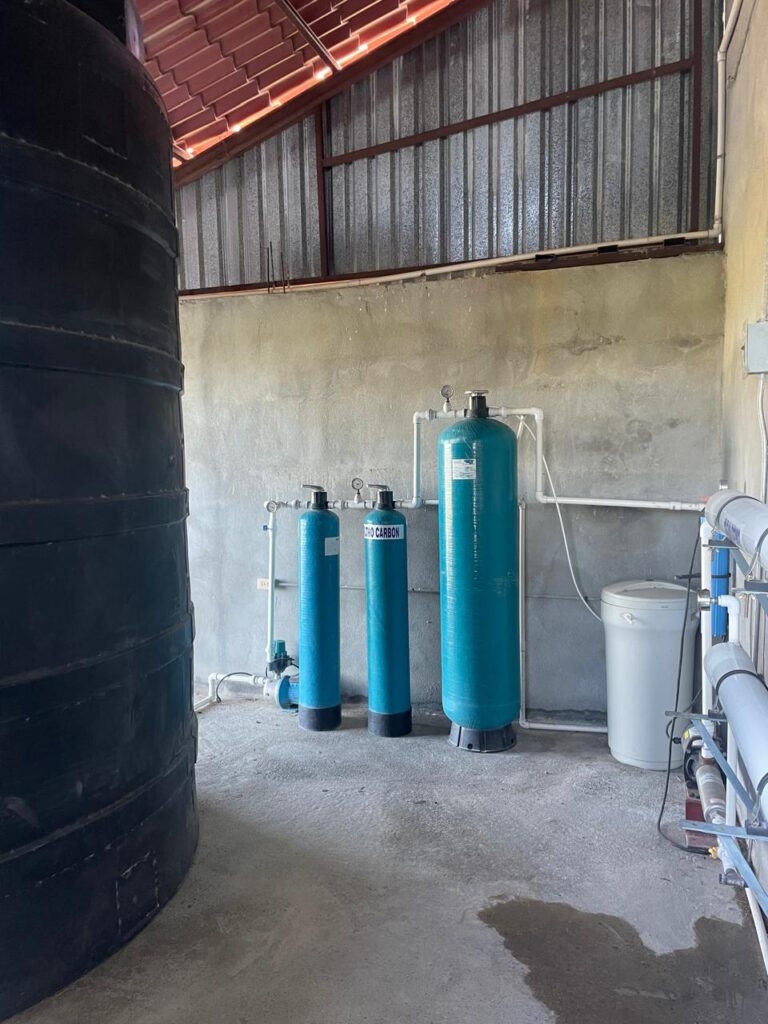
[180,252,723,714]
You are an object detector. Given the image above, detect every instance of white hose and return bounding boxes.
[521,419,602,624]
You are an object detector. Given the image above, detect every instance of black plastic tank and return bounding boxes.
[0,2,198,1017]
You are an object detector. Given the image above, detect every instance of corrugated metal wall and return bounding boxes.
[176,0,720,290]
[177,117,320,291]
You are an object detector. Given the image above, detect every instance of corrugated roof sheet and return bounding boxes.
[136,0,464,160]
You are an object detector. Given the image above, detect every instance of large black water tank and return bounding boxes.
[0,2,198,1017]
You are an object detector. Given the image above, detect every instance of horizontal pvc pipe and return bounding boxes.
[180,231,718,301]
[268,497,412,511]
[273,580,439,595]
[704,643,768,822]
[208,671,259,687]
[411,405,703,513]
[538,494,704,510]
[518,718,607,734]
[706,489,768,576]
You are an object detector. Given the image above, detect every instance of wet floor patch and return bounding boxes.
[479,897,768,1023]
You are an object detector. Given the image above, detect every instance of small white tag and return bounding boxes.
[364,524,404,541]
[325,535,340,556]
[452,458,476,480]
[257,578,270,590]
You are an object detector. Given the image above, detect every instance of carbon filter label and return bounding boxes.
[364,524,404,540]
[324,535,340,556]
[452,458,476,480]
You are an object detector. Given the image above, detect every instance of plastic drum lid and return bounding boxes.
[601,580,691,610]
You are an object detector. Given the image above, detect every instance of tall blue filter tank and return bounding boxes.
[364,486,412,737]
[438,391,520,751]
[298,487,341,730]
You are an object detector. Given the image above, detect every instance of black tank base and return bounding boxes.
[368,707,412,737]
[298,704,341,731]
[448,722,516,753]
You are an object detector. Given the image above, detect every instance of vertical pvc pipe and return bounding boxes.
[265,510,277,668]
[412,415,423,508]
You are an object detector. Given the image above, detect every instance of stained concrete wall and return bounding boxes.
[180,252,723,714]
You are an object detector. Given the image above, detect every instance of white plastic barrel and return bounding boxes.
[601,581,698,769]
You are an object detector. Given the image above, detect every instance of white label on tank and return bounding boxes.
[364,524,404,540]
[452,458,476,480]
[324,536,340,556]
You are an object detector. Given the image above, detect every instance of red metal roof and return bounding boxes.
[136,0,462,165]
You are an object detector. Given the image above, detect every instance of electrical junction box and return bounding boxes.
[744,321,768,374]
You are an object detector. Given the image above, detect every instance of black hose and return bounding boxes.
[656,531,708,855]
[214,672,254,702]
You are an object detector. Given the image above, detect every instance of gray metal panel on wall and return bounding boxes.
[326,0,719,274]
[176,116,321,290]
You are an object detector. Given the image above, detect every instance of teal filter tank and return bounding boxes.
[438,391,520,751]
[298,485,341,730]
[364,485,412,737]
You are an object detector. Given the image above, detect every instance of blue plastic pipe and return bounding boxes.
[711,530,730,642]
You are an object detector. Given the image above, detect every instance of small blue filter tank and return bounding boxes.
[298,485,341,730]
[364,485,412,737]
[438,391,520,751]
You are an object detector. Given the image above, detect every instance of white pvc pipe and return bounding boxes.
[412,414,423,508]
[410,404,704,513]
[265,509,277,666]
[707,490,768,576]
[713,0,745,235]
[531,399,701,508]
[705,643,766,821]
[194,673,218,712]
[716,594,741,644]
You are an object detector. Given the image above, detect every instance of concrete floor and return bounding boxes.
[14,698,768,1023]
